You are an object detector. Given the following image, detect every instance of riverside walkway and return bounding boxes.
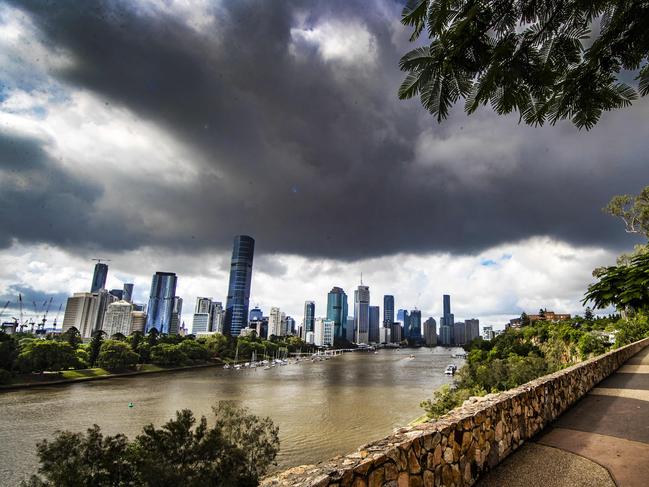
[479,346,649,487]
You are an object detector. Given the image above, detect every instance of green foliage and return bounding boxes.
[577,333,609,359]
[24,402,280,487]
[421,385,485,419]
[399,1,649,129]
[96,340,139,371]
[178,339,212,362]
[583,253,649,312]
[614,313,649,347]
[59,327,82,349]
[0,368,12,384]
[0,332,19,370]
[88,331,106,367]
[604,186,649,238]
[149,343,188,367]
[15,340,81,373]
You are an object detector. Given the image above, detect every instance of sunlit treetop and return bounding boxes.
[398,0,649,129]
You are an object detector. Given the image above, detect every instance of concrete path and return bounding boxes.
[478,346,649,486]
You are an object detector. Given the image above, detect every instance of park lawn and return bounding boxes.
[61,368,111,379]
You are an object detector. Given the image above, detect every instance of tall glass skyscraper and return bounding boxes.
[326,287,348,338]
[145,272,177,334]
[403,310,411,339]
[123,283,134,303]
[369,305,380,343]
[91,263,108,293]
[304,301,315,336]
[383,295,394,326]
[409,310,422,339]
[224,235,255,336]
[249,306,263,322]
[354,285,370,344]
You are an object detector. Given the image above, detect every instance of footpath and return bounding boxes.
[479,347,649,487]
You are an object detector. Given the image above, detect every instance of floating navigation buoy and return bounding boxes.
[128,402,134,408]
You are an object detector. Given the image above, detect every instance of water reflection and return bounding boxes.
[0,347,464,485]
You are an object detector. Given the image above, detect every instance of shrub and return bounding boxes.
[97,340,139,371]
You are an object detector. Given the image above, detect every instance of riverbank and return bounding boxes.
[0,361,220,391]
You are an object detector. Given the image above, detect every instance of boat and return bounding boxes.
[223,364,231,370]
[445,364,457,375]
[409,354,415,360]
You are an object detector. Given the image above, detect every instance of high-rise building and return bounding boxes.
[403,310,410,339]
[440,325,452,346]
[195,297,213,314]
[397,309,406,321]
[482,325,495,341]
[383,295,394,326]
[409,310,422,339]
[465,319,480,343]
[424,317,437,346]
[369,305,380,343]
[210,301,224,333]
[269,307,283,337]
[345,317,355,342]
[109,289,124,300]
[314,318,334,347]
[390,322,402,343]
[441,294,455,343]
[249,306,263,322]
[286,316,296,335]
[123,283,134,303]
[327,287,348,339]
[453,321,466,345]
[91,262,108,293]
[354,284,370,344]
[131,310,146,334]
[224,235,255,336]
[103,300,134,336]
[62,290,117,338]
[145,272,178,334]
[303,301,315,337]
[192,313,210,334]
[169,297,183,335]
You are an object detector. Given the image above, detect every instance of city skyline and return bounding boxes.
[0,1,643,334]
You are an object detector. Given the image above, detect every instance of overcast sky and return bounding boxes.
[0,0,646,330]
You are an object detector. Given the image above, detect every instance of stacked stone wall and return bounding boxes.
[262,337,649,487]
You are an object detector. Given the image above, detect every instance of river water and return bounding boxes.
[0,347,464,485]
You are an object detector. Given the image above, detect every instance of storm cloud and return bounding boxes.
[1,0,647,261]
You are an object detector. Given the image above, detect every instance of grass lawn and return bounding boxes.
[61,368,111,379]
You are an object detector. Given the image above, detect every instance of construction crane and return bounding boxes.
[37,297,53,334]
[52,303,63,330]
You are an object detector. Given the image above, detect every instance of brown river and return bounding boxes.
[0,347,464,485]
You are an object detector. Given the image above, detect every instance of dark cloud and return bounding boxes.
[3,0,648,260]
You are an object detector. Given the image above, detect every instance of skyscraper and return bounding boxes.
[423,317,437,346]
[62,290,116,338]
[327,287,348,339]
[269,307,283,337]
[91,262,108,293]
[304,301,315,337]
[224,235,255,337]
[383,295,394,326]
[409,310,422,339]
[103,300,134,336]
[249,306,263,322]
[465,318,480,343]
[354,284,370,344]
[169,297,183,335]
[403,310,410,339]
[145,272,177,334]
[441,294,455,343]
[123,283,134,303]
[369,305,380,343]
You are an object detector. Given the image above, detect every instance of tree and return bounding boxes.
[149,343,188,367]
[128,331,144,355]
[88,331,105,367]
[146,328,159,348]
[25,402,280,487]
[110,333,126,341]
[604,186,649,237]
[520,312,530,327]
[178,340,211,362]
[96,340,139,371]
[399,1,649,129]
[584,253,649,312]
[60,327,82,349]
[584,307,594,321]
[0,332,18,371]
[15,340,80,373]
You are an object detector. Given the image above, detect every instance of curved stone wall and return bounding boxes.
[261,337,649,487]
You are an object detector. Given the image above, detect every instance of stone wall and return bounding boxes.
[262,337,649,487]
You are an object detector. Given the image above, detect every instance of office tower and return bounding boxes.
[169,297,183,335]
[192,313,210,334]
[123,283,134,303]
[249,306,263,322]
[269,307,283,337]
[424,317,437,346]
[145,272,178,334]
[442,294,454,327]
[482,325,495,340]
[465,319,480,343]
[195,297,213,314]
[62,290,117,338]
[131,310,146,333]
[379,326,391,344]
[383,295,394,326]
[109,289,124,300]
[210,301,224,333]
[369,305,380,343]
[314,318,334,347]
[409,310,422,339]
[403,310,410,339]
[224,235,255,336]
[390,322,402,343]
[397,309,406,321]
[286,316,296,335]
[91,262,108,293]
[327,287,348,339]
[345,317,355,342]
[453,321,466,345]
[440,325,452,346]
[304,301,315,337]
[354,284,370,344]
[103,300,134,336]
